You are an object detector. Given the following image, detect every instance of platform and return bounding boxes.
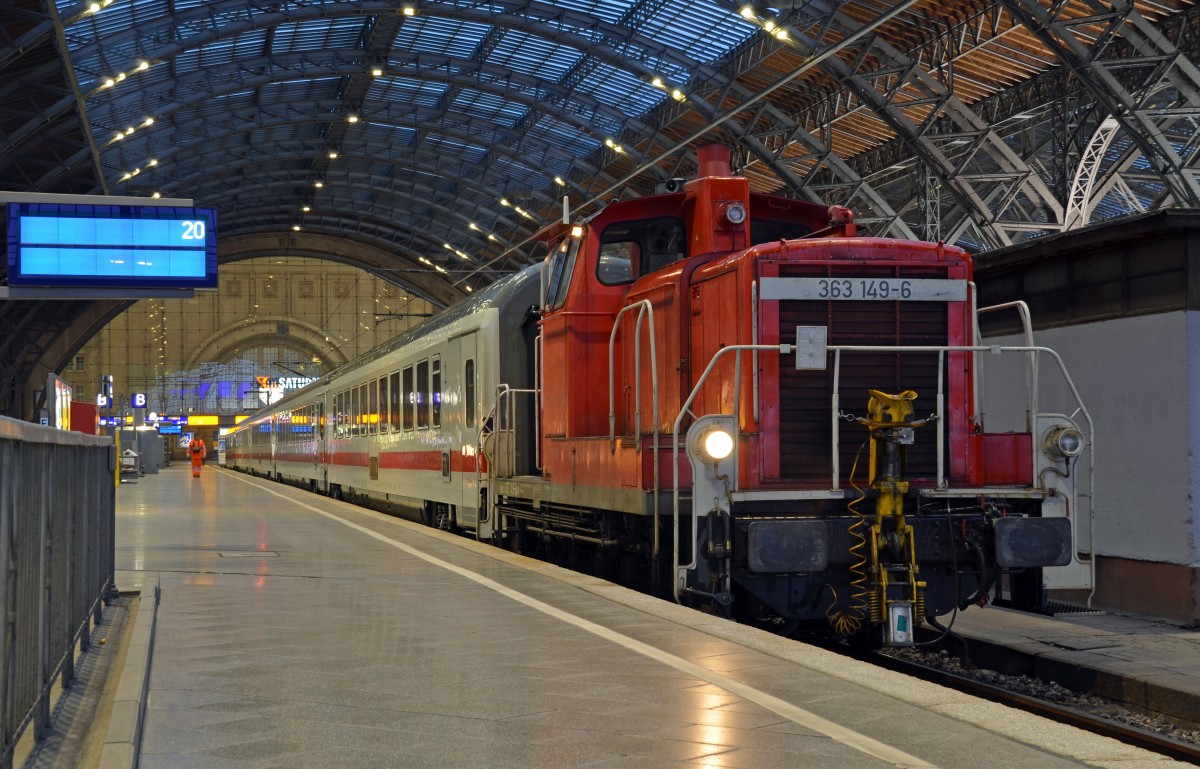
[102,463,1190,769]
[948,604,1200,723]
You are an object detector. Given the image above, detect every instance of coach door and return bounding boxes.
[454,333,482,531]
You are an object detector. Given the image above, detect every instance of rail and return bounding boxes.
[669,340,1094,602]
[0,416,115,769]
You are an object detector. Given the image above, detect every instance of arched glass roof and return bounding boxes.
[43,0,762,294]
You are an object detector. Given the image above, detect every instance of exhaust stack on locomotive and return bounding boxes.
[226,144,1093,648]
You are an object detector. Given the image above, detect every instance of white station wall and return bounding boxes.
[982,311,1196,567]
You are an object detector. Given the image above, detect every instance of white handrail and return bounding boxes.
[672,343,792,601]
[608,300,663,561]
[673,340,1094,603]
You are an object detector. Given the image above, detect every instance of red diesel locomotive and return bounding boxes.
[228,144,1089,646]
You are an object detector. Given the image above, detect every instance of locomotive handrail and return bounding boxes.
[608,300,663,565]
[830,343,1095,602]
[672,343,793,602]
[608,300,659,451]
[672,341,1095,606]
[975,300,1037,433]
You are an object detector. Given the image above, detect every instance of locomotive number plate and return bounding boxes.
[759,277,967,302]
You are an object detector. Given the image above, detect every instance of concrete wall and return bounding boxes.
[986,311,1194,565]
[983,310,1200,621]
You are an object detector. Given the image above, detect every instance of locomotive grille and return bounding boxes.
[774,264,949,483]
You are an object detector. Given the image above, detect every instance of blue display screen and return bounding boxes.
[6,203,218,288]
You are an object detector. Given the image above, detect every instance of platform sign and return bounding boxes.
[5,201,217,288]
[132,392,147,408]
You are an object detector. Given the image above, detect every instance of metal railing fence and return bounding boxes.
[0,416,115,769]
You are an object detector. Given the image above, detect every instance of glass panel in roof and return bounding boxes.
[639,2,754,63]
[578,61,663,116]
[394,16,493,60]
[257,79,341,105]
[490,155,553,189]
[527,117,602,157]
[359,124,417,148]
[423,135,488,165]
[448,90,526,128]
[371,77,448,109]
[485,30,583,84]
[550,0,634,25]
[272,19,365,54]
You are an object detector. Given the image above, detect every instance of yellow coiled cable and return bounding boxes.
[826,442,870,637]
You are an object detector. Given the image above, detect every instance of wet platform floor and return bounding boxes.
[110,463,1186,769]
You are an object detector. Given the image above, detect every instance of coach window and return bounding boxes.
[389,371,400,432]
[464,359,476,428]
[317,401,325,440]
[431,357,441,429]
[358,384,367,436]
[544,236,581,310]
[347,386,357,437]
[378,377,388,432]
[402,366,415,431]
[368,379,379,435]
[416,359,430,429]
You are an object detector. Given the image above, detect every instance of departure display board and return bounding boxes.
[6,202,217,288]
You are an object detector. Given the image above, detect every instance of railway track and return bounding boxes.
[857,646,1200,763]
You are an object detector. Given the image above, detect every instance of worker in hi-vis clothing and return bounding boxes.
[189,436,206,477]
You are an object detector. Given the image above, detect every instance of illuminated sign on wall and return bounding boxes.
[256,375,316,406]
[6,202,218,288]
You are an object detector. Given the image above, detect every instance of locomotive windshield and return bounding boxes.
[598,216,685,284]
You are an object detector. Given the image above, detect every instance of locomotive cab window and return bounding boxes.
[544,236,581,310]
[598,216,685,284]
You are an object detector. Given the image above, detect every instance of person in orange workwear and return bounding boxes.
[189,436,206,477]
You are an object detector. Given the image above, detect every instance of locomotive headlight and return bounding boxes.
[687,416,737,473]
[701,427,734,461]
[1042,424,1085,462]
[722,202,747,226]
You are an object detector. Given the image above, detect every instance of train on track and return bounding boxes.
[227,144,1091,646]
